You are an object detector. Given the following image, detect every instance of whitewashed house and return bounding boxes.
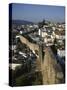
[54,30,65,40]
[52,27,56,31]
[38,29,42,36]
[9,63,22,70]
[41,28,47,37]
[44,36,53,46]
[57,49,65,57]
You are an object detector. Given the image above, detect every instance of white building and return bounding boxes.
[44,36,54,46]
[57,49,65,57]
[42,32,47,37]
[55,35,65,40]
[39,27,47,37]
[52,27,56,31]
[54,30,65,40]
[9,64,22,70]
[12,45,16,50]
[33,24,38,28]
[38,29,42,36]
[20,31,23,34]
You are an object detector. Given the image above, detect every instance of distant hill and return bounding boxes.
[12,20,34,25]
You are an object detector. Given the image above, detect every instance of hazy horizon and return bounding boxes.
[11,3,65,23]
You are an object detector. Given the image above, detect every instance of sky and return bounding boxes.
[12,3,65,23]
